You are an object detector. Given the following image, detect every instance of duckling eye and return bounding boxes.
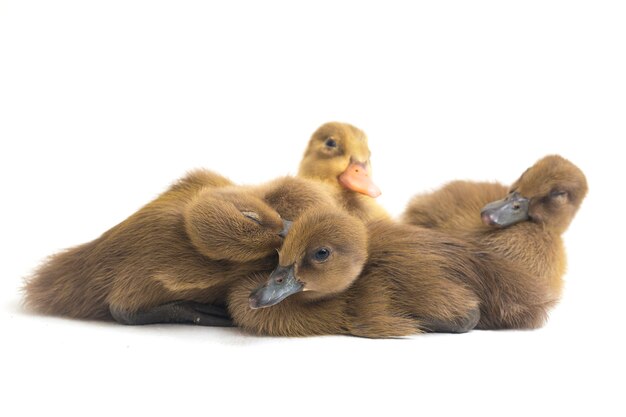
[313,247,331,262]
[325,138,337,148]
[549,190,569,204]
[242,211,261,224]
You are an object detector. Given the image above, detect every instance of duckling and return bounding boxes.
[228,208,482,338]
[475,155,587,327]
[298,122,389,222]
[23,172,336,326]
[403,155,588,328]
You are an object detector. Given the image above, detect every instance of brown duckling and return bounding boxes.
[23,171,336,327]
[298,122,389,222]
[228,208,482,338]
[402,155,588,328]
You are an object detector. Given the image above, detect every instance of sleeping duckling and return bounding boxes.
[474,155,588,328]
[228,208,482,338]
[298,122,389,222]
[403,155,588,328]
[23,172,336,327]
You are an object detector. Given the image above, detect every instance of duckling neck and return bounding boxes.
[484,221,566,281]
[339,187,389,222]
[297,173,389,221]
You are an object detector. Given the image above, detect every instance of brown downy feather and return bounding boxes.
[402,155,588,328]
[23,171,338,321]
[402,181,508,232]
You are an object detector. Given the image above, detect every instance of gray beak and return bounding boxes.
[480,192,530,228]
[248,264,303,309]
[278,219,293,238]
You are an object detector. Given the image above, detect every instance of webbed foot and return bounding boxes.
[110,301,234,327]
[420,307,480,334]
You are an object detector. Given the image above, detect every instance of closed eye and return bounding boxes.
[242,211,262,224]
[550,190,567,197]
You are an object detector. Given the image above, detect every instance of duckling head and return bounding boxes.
[298,122,382,198]
[481,155,588,233]
[262,177,339,222]
[185,189,292,263]
[248,208,368,309]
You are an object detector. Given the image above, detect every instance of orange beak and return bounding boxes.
[338,161,382,198]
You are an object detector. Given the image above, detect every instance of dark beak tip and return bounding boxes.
[248,294,257,306]
[248,295,263,309]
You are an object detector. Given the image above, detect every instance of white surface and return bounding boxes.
[1,1,625,416]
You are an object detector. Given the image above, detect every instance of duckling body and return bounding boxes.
[24,171,337,326]
[228,210,482,338]
[402,155,588,329]
[469,222,566,329]
[298,122,389,222]
[402,181,508,233]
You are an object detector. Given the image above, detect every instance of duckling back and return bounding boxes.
[23,170,245,320]
[402,180,508,233]
[363,220,482,333]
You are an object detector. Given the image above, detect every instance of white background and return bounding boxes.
[1,1,625,416]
